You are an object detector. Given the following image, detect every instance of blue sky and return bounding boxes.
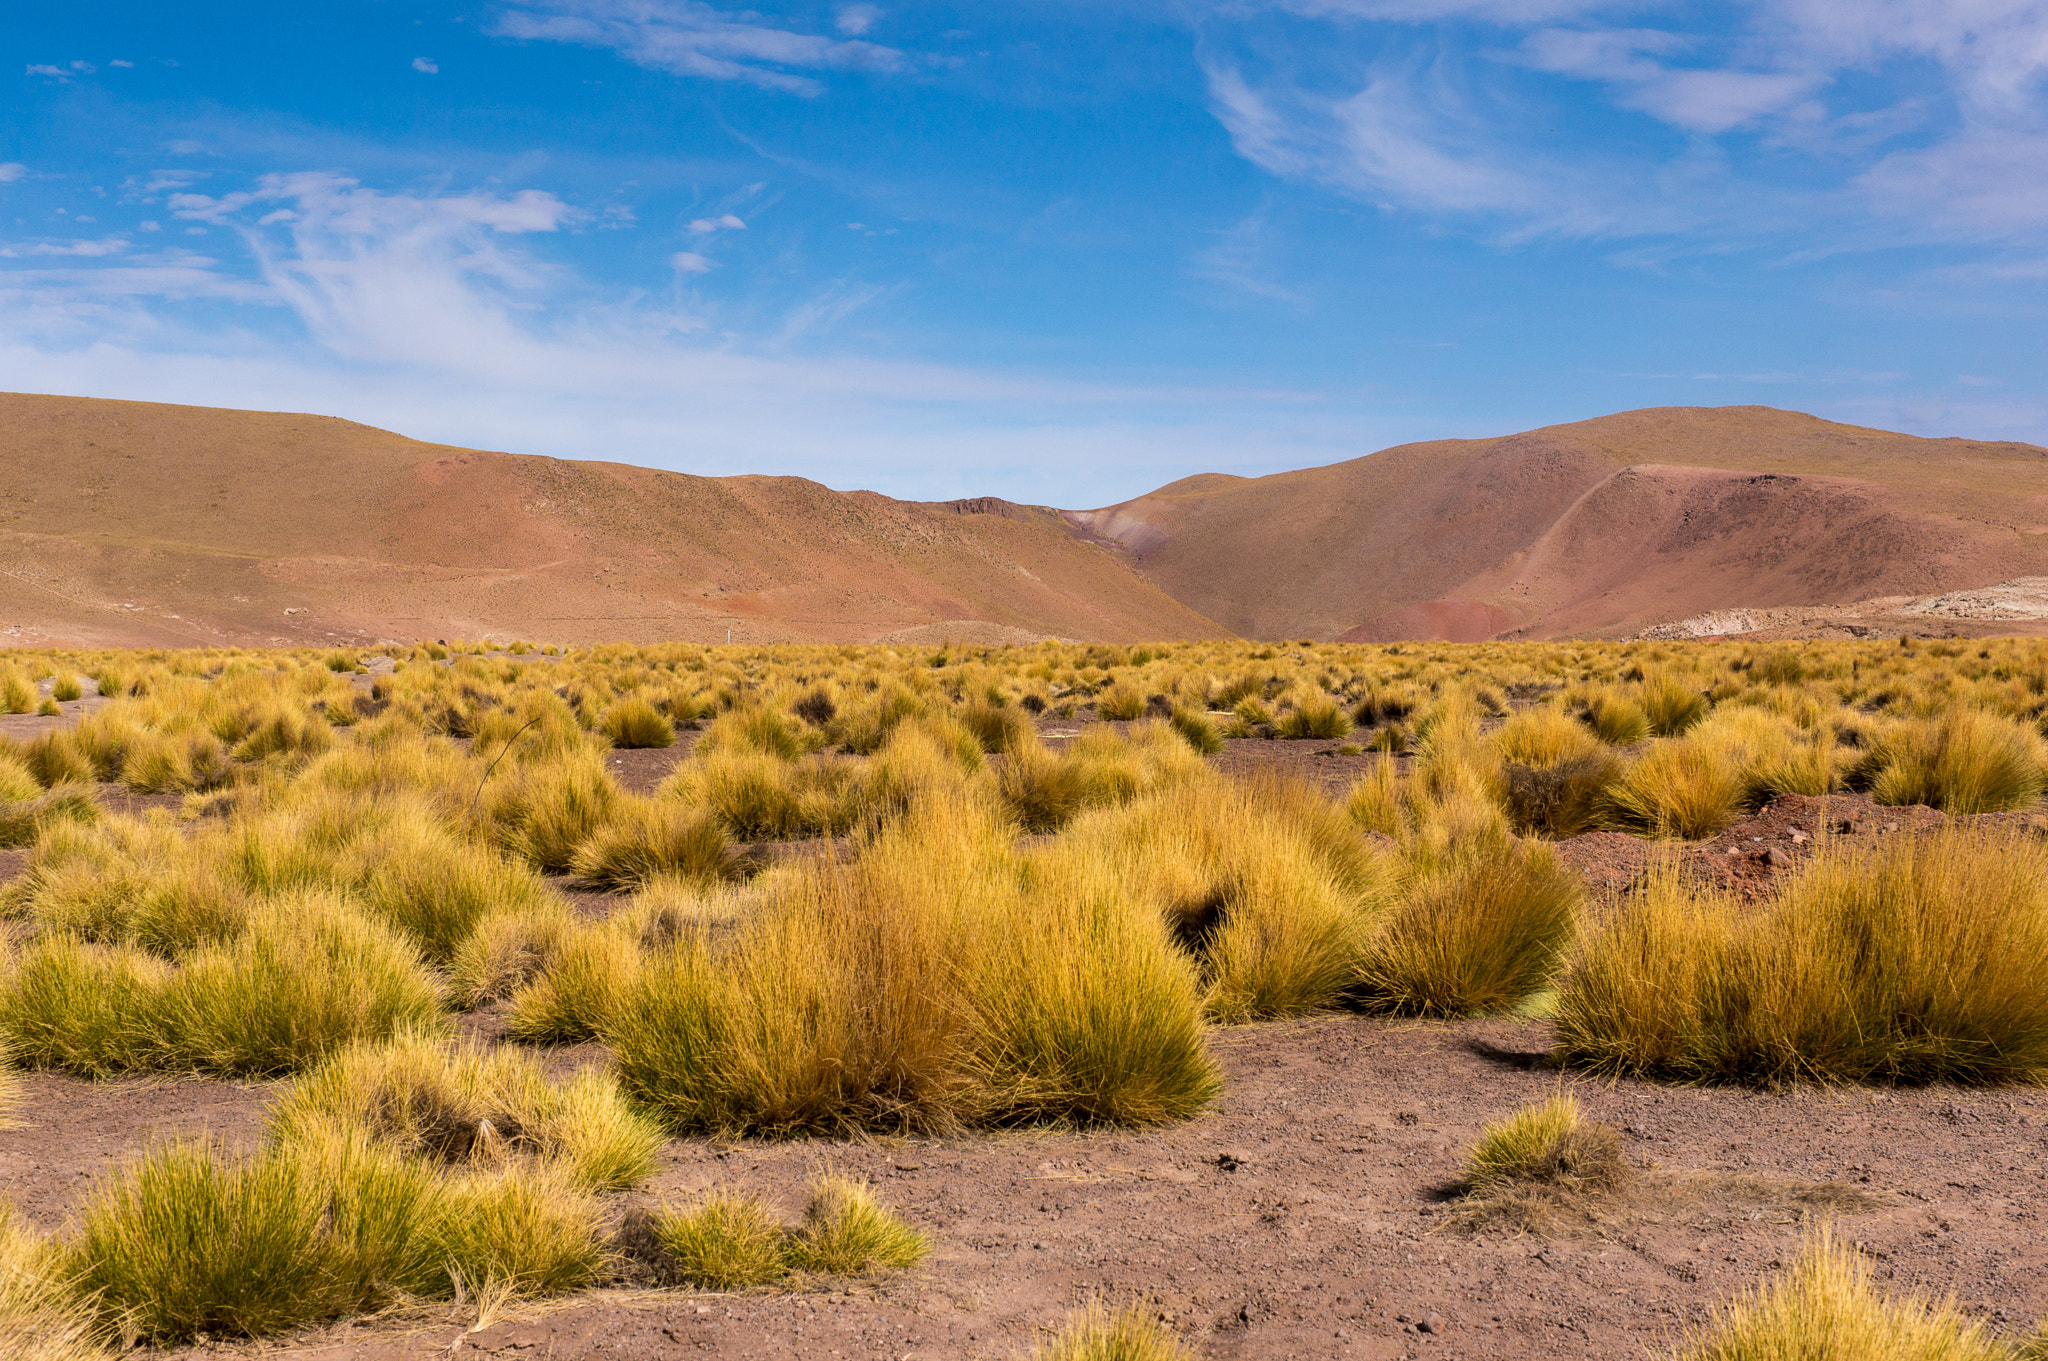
[5,1,2047,505]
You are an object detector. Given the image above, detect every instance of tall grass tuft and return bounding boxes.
[483,750,622,873]
[0,1200,106,1361]
[1676,1228,2009,1361]
[571,798,736,890]
[1854,707,2045,813]
[63,1140,336,1343]
[1277,694,1352,740]
[1357,832,1581,1016]
[267,1032,662,1190]
[0,938,169,1077]
[1556,833,2048,1085]
[600,696,676,749]
[427,1165,606,1299]
[1600,735,1746,838]
[155,894,447,1077]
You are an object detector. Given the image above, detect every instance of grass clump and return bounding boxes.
[428,1165,606,1299]
[1676,1228,2010,1361]
[155,894,447,1077]
[1167,707,1224,755]
[1276,694,1351,740]
[267,1032,662,1190]
[651,1189,790,1289]
[1356,831,1580,1016]
[483,750,622,873]
[1600,734,1746,838]
[571,798,736,890]
[1460,1092,1627,1193]
[0,938,169,1077]
[62,1140,337,1343]
[784,1172,931,1274]
[600,696,676,749]
[1580,689,1651,745]
[1854,707,2045,813]
[0,1200,105,1361]
[1556,833,2048,1085]
[1025,1300,1199,1361]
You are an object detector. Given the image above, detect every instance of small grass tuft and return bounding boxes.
[783,1173,930,1275]
[1024,1300,1199,1361]
[651,1188,790,1289]
[1461,1092,1628,1193]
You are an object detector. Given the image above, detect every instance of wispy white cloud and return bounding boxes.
[1203,1,2048,252]
[0,173,1351,502]
[671,250,713,271]
[0,163,25,183]
[493,0,906,95]
[686,213,745,232]
[0,237,131,258]
[836,4,882,37]
[412,57,441,74]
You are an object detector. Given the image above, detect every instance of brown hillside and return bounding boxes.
[1065,406,2048,640]
[0,393,1229,648]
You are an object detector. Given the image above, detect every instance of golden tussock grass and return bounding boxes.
[570,797,737,890]
[1677,1228,2011,1361]
[651,1188,789,1288]
[1357,829,1581,1016]
[266,1030,662,1190]
[0,1199,106,1361]
[1459,1092,1628,1193]
[1556,832,2048,1085]
[1024,1300,1199,1361]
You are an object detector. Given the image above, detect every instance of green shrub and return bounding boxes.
[783,1173,930,1275]
[652,1189,789,1289]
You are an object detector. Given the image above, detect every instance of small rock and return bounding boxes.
[894,1161,924,1172]
[1883,821,1900,833]
[1215,1149,1253,1172]
[1419,1312,1446,1335]
[1762,846,1789,868]
[1789,829,1809,844]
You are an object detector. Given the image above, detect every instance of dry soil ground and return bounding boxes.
[4,726,2046,1361]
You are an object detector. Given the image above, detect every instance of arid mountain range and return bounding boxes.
[4,392,2046,647]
